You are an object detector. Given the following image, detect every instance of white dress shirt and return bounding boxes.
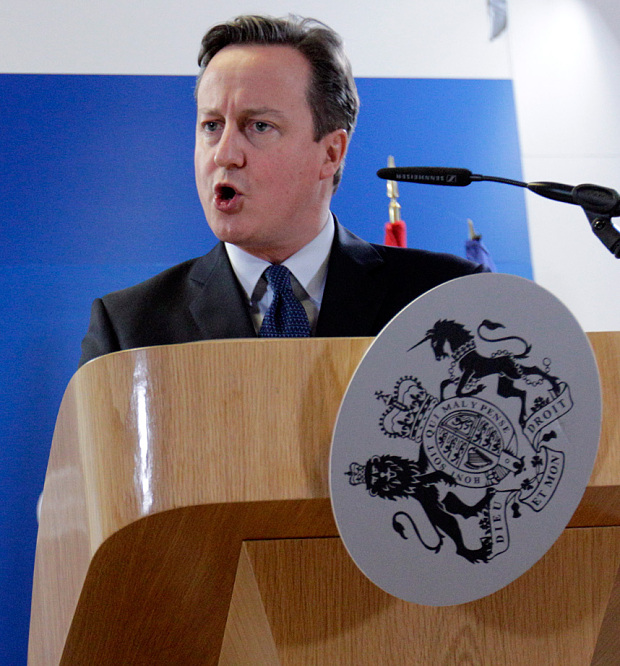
[224,214,335,334]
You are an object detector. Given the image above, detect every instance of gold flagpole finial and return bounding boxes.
[467,218,481,241]
[387,155,401,223]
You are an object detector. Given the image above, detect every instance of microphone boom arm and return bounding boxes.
[584,210,620,257]
[476,175,620,258]
[377,167,620,258]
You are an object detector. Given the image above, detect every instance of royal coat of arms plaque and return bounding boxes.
[330,273,601,605]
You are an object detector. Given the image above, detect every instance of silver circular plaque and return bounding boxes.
[330,273,601,606]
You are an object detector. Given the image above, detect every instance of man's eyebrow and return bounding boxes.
[197,106,286,118]
[243,107,285,117]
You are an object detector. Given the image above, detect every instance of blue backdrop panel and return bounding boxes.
[337,78,530,277]
[0,73,529,665]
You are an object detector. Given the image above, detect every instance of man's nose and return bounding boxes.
[213,125,245,169]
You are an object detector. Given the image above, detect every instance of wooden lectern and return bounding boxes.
[29,334,620,665]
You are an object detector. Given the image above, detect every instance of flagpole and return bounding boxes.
[384,156,407,247]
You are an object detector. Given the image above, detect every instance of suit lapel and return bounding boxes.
[317,222,387,337]
[188,243,256,339]
[188,223,387,340]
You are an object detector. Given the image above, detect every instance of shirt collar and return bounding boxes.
[225,213,335,302]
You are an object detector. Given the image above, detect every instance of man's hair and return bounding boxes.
[196,15,359,190]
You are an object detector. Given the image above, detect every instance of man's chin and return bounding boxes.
[206,212,243,240]
[207,220,254,248]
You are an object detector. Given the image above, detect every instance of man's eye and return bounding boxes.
[202,121,219,132]
[253,121,271,133]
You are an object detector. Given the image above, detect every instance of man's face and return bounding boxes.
[194,44,346,263]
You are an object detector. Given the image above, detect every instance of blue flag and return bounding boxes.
[466,219,496,271]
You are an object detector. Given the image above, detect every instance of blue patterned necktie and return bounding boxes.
[259,264,311,337]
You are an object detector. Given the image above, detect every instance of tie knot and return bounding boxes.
[259,264,310,338]
[264,263,293,294]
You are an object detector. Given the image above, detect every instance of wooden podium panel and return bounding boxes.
[28,333,620,665]
[221,528,620,666]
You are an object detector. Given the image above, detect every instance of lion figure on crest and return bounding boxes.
[347,451,494,563]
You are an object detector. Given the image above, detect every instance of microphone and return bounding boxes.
[376,167,474,187]
[377,166,620,256]
[377,167,620,216]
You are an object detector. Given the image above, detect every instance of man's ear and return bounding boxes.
[319,129,348,180]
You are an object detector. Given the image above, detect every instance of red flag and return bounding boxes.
[384,220,407,247]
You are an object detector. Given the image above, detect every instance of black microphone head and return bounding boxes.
[376,167,473,186]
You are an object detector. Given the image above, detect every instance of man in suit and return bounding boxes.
[79,15,485,367]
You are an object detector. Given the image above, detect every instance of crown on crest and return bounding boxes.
[345,461,366,486]
[376,377,437,441]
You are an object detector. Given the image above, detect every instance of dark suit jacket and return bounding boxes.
[79,222,486,366]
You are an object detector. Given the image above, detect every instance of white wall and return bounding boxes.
[508,0,620,331]
[0,0,510,77]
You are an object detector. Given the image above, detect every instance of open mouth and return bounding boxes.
[214,183,243,212]
[219,186,236,201]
